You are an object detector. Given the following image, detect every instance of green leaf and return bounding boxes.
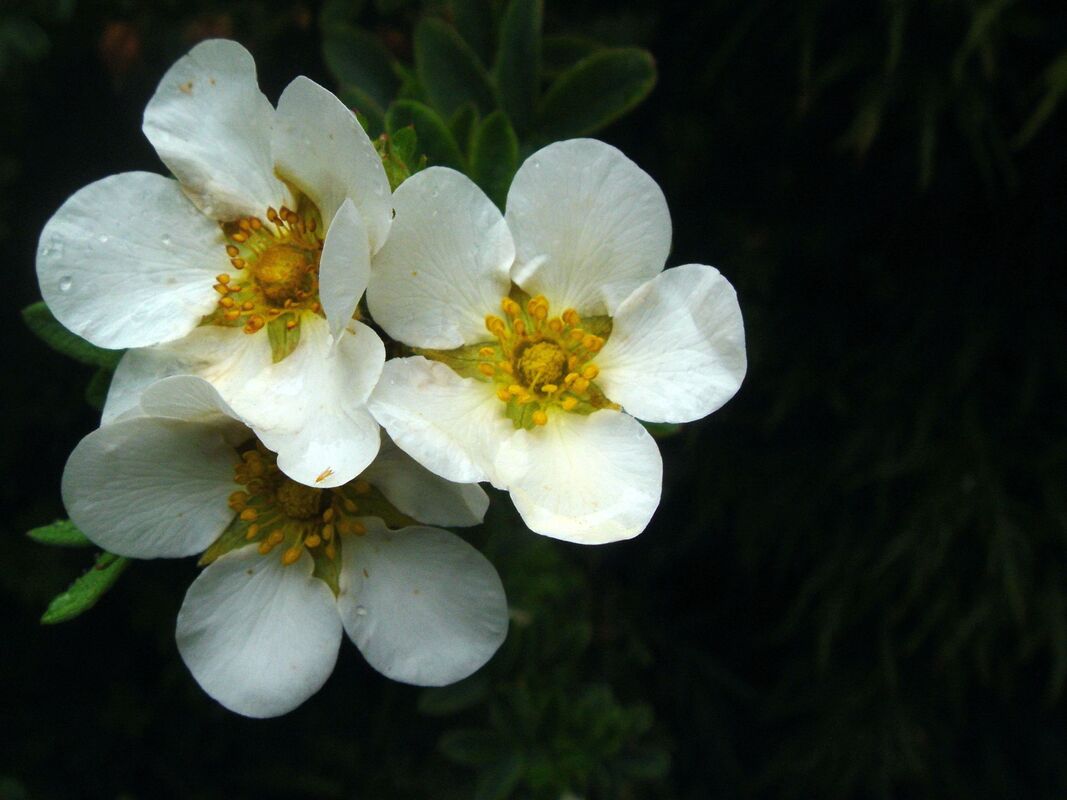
[494,0,541,133]
[414,17,498,117]
[386,100,465,169]
[618,746,671,780]
[319,0,366,32]
[267,315,302,364]
[452,0,495,65]
[470,110,519,210]
[85,366,113,411]
[339,85,385,137]
[375,125,426,190]
[542,34,600,78]
[474,753,525,800]
[535,48,656,142]
[417,671,491,716]
[641,421,682,439]
[439,728,509,766]
[22,301,124,368]
[41,552,130,625]
[27,519,92,548]
[323,25,400,110]
[449,102,479,154]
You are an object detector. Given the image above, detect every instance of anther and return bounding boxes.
[562,397,579,411]
[501,298,521,317]
[226,245,240,257]
[231,231,248,243]
[238,219,252,232]
[323,508,334,523]
[478,363,495,377]
[219,296,234,308]
[213,284,229,295]
[352,480,372,496]
[267,207,279,223]
[281,545,302,566]
[322,524,335,541]
[485,315,506,336]
[230,258,245,269]
[224,309,241,321]
[572,377,590,393]
[479,347,495,357]
[532,410,548,426]
[498,361,514,375]
[216,273,230,284]
[562,309,580,327]
[541,383,558,394]
[240,508,258,522]
[569,328,585,341]
[228,490,248,508]
[564,372,578,386]
[305,534,322,548]
[548,318,563,333]
[582,335,603,351]
[285,318,298,330]
[245,523,260,540]
[268,530,285,546]
[496,387,511,402]
[343,497,360,512]
[241,301,254,311]
[582,364,599,380]
[351,521,367,536]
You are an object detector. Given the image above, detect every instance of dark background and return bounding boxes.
[3,1,1066,798]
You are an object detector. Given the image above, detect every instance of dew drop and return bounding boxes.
[431,210,438,218]
[58,276,73,292]
[355,605,368,617]
[98,234,110,244]
[431,189,439,198]
[532,159,541,169]
[161,234,172,247]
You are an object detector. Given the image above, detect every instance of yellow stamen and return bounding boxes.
[582,364,599,380]
[562,397,579,411]
[532,410,548,426]
[239,508,258,522]
[281,545,302,566]
[478,363,495,377]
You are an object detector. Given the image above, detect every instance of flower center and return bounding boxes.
[199,442,417,594]
[202,199,324,337]
[467,293,618,429]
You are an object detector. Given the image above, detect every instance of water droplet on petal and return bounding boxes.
[98,234,109,244]
[161,234,172,247]
[431,189,439,198]
[58,276,73,292]
[431,210,438,218]
[532,159,541,169]
[355,605,367,617]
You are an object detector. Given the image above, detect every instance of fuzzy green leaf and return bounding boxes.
[323,25,400,110]
[386,100,465,169]
[449,102,479,154]
[414,17,498,117]
[470,110,519,210]
[439,729,508,767]
[341,85,386,138]
[542,34,600,78]
[452,0,495,64]
[535,47,656,142]
[494,0,542,133]
[27,519,92,548]
[22,301,123,368]
[474,753,525,800]
[41,552,130,625]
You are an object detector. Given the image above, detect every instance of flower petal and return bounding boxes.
[368,357,512,485]
[338,519,507,686]
[506,139,671,316]
[176,546,342,718]
[495,409,662,543]
[138,374,243,424]
[361,434,489,527]
[61,416,238,558]
[367,168,514,349]
[243,317,384,488]
[143,39,291,220]
[37,172,227,349]
[596,264,747,422]
[102,325,269,425]
[272,76,391,253]
[319,199,370,342]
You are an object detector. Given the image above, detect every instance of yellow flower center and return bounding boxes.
[202,199,324,337]
[198,442,416,594]
[471,293,618,429]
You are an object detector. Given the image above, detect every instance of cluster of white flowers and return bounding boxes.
[38,40,746,717]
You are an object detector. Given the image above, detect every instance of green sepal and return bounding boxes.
[22,301,124,368]
[494,0,542,134]
[323,24,400,111]
[386,100,465,169]
[581,314,613,338]
[414,17,498,117]
[339,84,386,137]
[449,102,480,154]
[27,519,92,548]
[336,485,417,531]
[415,341,498,382]
[311,541,343,597]
[641,421,683,439]
[534,47,656,142]
[41,552,130,625]
[84,366,113,411]
[470,110,519,211]
[267,315,301,364]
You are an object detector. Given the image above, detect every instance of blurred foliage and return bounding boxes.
[3,0,1067,799]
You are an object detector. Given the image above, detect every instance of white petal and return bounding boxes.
[242,317,384,488]
[143,39,291,220]
[596,264,747,422]
[61,417,238,558]
[319,199,370,342]
[505,139,671,316]
[137,374,243,423]
[338,519,507,686]
[37,172,227,349]
[367,357,512,485]
[176,546,342,718]
[495,410,662,544]
[272,76,391,253]
[102,326,269,425]
[361,434,489,527]
[367,168,513,348]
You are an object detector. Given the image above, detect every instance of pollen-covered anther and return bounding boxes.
[532,410,548,426]
[280,545,303,566]
[352,480,372,497]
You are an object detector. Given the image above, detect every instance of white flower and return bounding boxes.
[36,39,393,487]
[366,139,746,544]
[61,375,507,719]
